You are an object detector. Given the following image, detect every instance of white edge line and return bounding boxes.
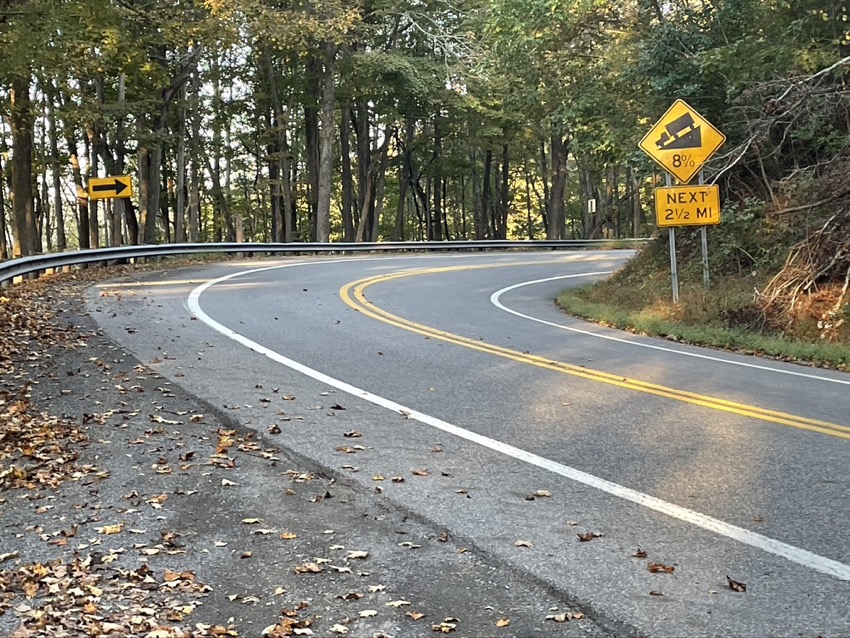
[186,259,850,582]
[491,274,850,386]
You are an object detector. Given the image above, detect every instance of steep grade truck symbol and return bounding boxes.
[639,99,726,184]
[655,112,701,150]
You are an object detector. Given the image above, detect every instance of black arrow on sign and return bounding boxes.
[92,179,128,195]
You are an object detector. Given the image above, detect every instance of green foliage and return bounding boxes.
[557,270,850,369]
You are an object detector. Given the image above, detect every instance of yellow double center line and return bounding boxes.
[340,265,850,441]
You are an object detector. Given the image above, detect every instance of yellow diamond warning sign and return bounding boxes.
[654,185,720,227]
[639,100,726,184]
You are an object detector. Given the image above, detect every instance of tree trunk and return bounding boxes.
[539,139,550,232]
[39,161,50,252]
[87,123,100,248]
[548,134,569,240]
[0,153,7,259]
[524,165,535,240]
[630,166,642,237]
[353,99,370,234]
[460,176,468,239]
[264,56,283,242]
[267,112,283,242]
[160,148,171,243]
[340,103,355,241]
[189,70,201,242]
[304,56,322,240]
[315,45,337,243]
[498,143,510,239]
[10,75,35,257]
[393,160,407,241]
[432,117,443,241]
[115,73,134,245]
[41,85,64,251]
[370,131,391,242]
[175,83,187,243]
[266,58,295,242]
[480,149,493,240]
[138,142,152,242]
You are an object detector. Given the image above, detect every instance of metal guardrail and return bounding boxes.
[0,239,649,286]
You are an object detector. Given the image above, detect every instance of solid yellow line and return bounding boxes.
[339,267,850,441]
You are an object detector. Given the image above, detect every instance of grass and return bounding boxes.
[556,251,850,371]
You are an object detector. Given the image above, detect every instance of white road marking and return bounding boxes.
[187,258,850,582]
[491,274,850,386]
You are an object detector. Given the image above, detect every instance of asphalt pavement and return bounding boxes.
[7,251,847,637]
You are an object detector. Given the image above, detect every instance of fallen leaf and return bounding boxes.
[412,468,430,476]
[515,540,533,548]
[496,618,511,627]
[221,479,237,486]
[649,590,664,596]
[632,549,648,558]
[347,550,369,560]
[294,562,324,574]
[545,611,584,622]
[280,532,297,540]
[407,611,425,620]
[359,609,378,618]
[96,523,123,535]
[242,518,262,524]
[329,625,349,635]
[432,619,458,633]
[648,562,675,574]
[391,476,405,483]
[533,490,551,497]
[727,576,747,592]
[577,532,603,542]
[386,600,411,608]
[268,424,282,434]
[241,552,252,559]
[343,430,361,438]
[368,584,386,593]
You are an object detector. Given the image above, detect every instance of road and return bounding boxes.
[88,250,850,637]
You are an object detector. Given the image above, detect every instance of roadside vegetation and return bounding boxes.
[558,164,850,370]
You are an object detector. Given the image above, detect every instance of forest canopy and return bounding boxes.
[0,0,847,268]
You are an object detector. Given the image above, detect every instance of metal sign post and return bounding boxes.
[665,173,679,303]
[698,169,710,289]
[640,100,726,303]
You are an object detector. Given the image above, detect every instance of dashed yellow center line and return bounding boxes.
[340,265,850,441]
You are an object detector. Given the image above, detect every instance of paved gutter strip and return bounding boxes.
[0,278,610,638]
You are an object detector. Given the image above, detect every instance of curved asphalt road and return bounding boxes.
[89,251,850,637]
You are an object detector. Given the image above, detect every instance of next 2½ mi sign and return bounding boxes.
[654,185,720,227]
